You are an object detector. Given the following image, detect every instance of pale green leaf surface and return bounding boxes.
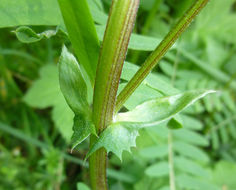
[96,25,176,51]
[71,115,96,150]
[211,161,236,189]
[86,0,107,25]
[160,187,170,190]
[145,162,169,177]
[173,128,209,146]
[52,95,74,141]
[138,145,168,159]
[177,174,219,190]
[175,157,209,178]
[24,64,73,142]
[87,90,215,160]
[196,0,236,44]
[57,0,100,84]
[182,114,203,130]
[118,83,162,110]
[58,46,90,114]
[0,0,106,28]
[121,62,179,96]
[147,123,169,139]
[87,123,139,160]
[77,182,90,190]
[14,26,66,43]
[58,46,95,148]
[0,0,63,28]
[116,90,215,126]
[174,141,209,162]
[180,49,236,91]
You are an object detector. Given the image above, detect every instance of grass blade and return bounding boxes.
[57,0,100,85]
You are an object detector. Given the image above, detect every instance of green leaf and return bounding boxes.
[57,0,100,85]
[87,90,215,160]
[116,90,215,126]
[13,26,66,43]
[96,25,174,51]
[173,128,209,146]
[71,115,96,150]
[58,46,96,148]
[167,115,183,129]
[0,0,106,28]
[182,114,203,130]
[88,2,108,25]
[138,145,168,159]
[24,64,73,142]
[175,157,209,178]
[179,49,236,91]
[121,62,179,96]
[59,46,90,114]
[212,161,236,189]
[174,141,209,162]
[145,161,169,177]
[0,0,63,28]
[118,83,163,110]
[87,123,139,160]
[77,182,90,190]
[177,174,219,190]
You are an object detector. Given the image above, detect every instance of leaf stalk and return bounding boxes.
[115,0,209,112]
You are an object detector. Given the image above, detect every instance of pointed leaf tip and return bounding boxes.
[116,89,216,126]
[59,45,90,115]
[86,90,216,160]
[58,46,95,148]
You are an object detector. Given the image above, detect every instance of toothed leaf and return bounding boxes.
[87,90,215,160]
[71,115,96,150]
[58,46,95,148]
[86,123,141,160]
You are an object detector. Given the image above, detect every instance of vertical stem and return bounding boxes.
[168,41,180,190]
[89,1,139,189]
[168,131,176,190]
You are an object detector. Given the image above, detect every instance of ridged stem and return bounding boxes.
[115,0,209,112]
[89,0,139,189]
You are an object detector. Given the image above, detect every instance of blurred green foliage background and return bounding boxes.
[0,0,236,189]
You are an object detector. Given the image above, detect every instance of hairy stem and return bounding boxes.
[115,0,209,112]
[89,0,139,189]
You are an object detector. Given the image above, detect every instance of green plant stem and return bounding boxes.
[168,131,176,190]
[131,0,162,63]
[168,43,180,190]
[115,0,209,112]
[89,1,139,189]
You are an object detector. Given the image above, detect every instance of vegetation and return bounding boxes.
[0,0,236,190]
